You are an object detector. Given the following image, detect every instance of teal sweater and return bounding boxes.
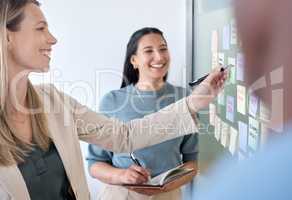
[87,82,198,177]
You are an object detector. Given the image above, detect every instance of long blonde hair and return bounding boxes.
[0,0,50,166]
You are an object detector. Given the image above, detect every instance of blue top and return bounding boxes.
[87,82,198,177]
[195,129,292,200]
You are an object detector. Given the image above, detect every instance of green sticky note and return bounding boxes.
[228,67,236,84]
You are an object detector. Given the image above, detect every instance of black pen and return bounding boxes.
[188,65,231,87]
[130,152,142,167]
[130,152,151,181]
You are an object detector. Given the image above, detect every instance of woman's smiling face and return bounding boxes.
[7,3,57,73]
[131,33,170,83]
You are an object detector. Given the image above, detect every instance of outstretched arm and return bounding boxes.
[55,67,226,153]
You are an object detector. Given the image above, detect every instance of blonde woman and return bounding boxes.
[0,0,227,199]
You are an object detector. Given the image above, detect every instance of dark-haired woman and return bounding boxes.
[87,28,199,200]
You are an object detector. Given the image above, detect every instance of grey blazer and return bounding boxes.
[0,84,197,200]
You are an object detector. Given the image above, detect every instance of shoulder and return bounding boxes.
[101,86,132,101]
[34,83,71,101]
[34,83,56,94]
[165,82,191,97]
[100,87,127,105]
[33,84,77,109]
[33,83,61,102]
[99,86,132,112]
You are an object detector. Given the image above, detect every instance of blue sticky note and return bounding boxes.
[238,121,248,152]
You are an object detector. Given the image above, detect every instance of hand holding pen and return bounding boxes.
[186,66,229,113]
[118,153,150,185]
[189,64,231,87]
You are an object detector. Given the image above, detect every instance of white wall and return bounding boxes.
[33,0,187,199]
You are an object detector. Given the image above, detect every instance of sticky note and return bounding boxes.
[229,127,238,155]
[211,30,219,53]
[237,85,246,115]
[230,19,238,45]
[248,117,260,151]
[238,121,248,152]
[209,104,216,126]
[236,53,244,81]
[214,116,221,141]
[249,94,259,118]
[212,53,218,69]
[259,100,270,122]
[221,121,230,147]
[228,57,236,84]
[222,25,231,50]
[226,96,235,122]
[217,89,225,106]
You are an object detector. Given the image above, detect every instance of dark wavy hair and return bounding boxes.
[120,27,168,88]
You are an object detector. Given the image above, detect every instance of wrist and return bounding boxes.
[186,95,199,114]
[108,168,125,185]
[114,169,127,184]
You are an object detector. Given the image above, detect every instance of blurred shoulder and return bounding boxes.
[100,86,132,104]
[34,83,56,93]
[33,84,77,108]
[165,82,191,97]
[33,83,62,99]
[99,85,133,111]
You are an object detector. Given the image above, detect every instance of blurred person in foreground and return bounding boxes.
[196,0,292,199]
